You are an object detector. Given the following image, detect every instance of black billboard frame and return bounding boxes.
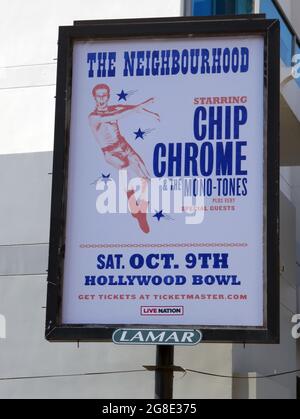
[46,15,280,344]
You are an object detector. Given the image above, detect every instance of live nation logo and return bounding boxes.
[141,306,184,316]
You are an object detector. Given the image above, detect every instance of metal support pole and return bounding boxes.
[155,345,174,399]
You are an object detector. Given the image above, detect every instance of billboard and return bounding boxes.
[46,17,280,343]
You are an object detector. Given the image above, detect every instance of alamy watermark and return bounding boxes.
[291,314,300,339]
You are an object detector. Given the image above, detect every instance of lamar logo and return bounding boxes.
[112,328,203,346]
[0,314,6,339]
[141,306,184,316]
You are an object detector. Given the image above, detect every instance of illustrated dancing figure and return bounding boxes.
[88,84,160,234]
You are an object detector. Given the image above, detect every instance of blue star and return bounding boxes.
[153,210,165,222]
[101,173,111,185]
[117,90,128,101]
[90,173,111,186]
[134,128,146,140]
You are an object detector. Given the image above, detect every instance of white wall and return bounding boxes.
[278,0,300,36]
[277,0,292,21]
[0,0,182,155]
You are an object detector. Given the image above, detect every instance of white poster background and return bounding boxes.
[62,36,264,327]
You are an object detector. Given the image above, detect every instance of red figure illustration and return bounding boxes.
[88,84,160,234]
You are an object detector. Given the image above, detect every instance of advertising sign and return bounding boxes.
[46,17,280,343]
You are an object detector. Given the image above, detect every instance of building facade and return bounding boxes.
[0,0,299,398]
